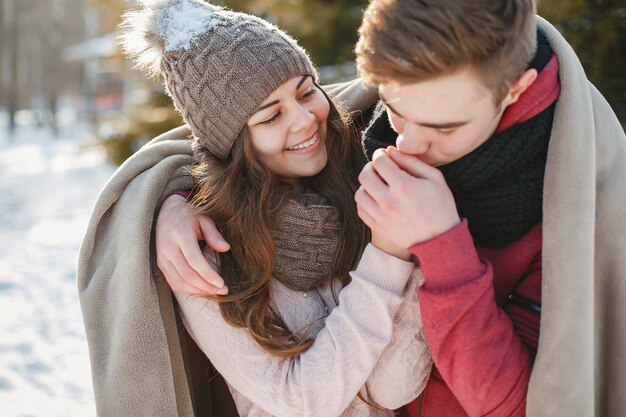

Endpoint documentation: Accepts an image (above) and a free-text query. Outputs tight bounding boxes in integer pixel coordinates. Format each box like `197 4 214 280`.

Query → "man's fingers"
168 246 225 293
173 225 225 289
179 241 226 290
179 259 226 294
160 259 211 295
199 217 230 253
355 187 381 229
358 162 392 202
386 147 443 181
370 149 411 186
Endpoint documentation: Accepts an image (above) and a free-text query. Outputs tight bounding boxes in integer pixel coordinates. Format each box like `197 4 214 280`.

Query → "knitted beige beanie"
120 0 317 159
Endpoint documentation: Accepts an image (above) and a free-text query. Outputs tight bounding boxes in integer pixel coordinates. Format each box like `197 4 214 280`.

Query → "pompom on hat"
120 0 317 159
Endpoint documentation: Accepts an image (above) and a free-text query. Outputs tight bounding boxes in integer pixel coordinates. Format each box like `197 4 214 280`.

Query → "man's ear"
502 68 538 107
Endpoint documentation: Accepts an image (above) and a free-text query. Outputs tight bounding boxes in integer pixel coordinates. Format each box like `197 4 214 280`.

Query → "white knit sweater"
176 244 432 417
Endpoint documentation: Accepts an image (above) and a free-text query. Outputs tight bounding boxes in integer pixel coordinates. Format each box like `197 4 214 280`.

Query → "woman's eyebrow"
253 75 312 114
255 100 279 112
296 74 310 89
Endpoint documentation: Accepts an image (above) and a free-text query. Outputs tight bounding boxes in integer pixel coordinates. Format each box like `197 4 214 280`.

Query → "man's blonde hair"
356 0 537 105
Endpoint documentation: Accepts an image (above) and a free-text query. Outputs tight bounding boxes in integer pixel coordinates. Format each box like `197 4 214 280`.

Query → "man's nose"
396 123 430 155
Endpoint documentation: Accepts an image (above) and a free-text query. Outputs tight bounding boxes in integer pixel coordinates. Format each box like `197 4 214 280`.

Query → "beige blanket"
529 17 626 417
78 17 625 417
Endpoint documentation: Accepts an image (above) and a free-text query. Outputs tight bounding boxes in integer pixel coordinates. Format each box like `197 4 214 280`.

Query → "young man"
80 0 626 415
351 1 626 416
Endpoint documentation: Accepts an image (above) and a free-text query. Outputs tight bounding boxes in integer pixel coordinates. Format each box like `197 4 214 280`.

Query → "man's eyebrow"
381 97 469 130
254 75 311 114
380 99 404 119
424 121 468 129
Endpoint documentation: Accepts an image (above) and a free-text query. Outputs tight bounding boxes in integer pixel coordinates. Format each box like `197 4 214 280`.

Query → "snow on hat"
120 0 317 159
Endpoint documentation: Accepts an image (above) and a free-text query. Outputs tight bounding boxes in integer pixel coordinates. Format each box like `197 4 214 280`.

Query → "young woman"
119 1 430 416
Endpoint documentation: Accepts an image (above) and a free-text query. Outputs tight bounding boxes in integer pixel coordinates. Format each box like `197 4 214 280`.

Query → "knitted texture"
437 104 553 247
362 101 553 247
121 0 317 159
271 192 341 291
175 245 429 416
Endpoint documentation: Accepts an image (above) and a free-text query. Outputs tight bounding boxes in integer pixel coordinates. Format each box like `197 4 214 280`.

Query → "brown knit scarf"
271 192 341 291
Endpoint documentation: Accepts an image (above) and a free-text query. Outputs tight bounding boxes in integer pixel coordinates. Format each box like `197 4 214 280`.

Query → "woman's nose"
290 104 316 133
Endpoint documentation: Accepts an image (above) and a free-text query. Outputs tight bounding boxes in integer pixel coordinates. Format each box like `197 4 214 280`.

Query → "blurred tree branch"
2 0 618 154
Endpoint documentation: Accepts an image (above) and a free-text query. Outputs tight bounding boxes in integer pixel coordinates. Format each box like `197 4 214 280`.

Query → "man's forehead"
378 80 495 128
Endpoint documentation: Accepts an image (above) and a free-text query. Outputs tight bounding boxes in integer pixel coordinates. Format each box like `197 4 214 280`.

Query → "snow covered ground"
0 117 115 416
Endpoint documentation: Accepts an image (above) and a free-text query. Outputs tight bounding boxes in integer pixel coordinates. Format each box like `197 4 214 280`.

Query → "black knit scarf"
361 30 555 248
439 105 553 247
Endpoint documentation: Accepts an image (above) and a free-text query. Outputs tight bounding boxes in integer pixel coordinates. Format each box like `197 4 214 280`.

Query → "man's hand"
355 147 460 248
156 194 230 296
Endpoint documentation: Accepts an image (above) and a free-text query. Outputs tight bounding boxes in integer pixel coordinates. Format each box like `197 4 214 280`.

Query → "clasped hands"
355 146 460 259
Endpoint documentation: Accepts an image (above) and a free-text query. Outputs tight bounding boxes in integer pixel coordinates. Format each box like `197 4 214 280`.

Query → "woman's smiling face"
246 75 330 183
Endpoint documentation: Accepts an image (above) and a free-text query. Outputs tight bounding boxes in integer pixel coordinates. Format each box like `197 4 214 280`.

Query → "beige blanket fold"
77 131 198 416
528 17 626 417
77 17 625 417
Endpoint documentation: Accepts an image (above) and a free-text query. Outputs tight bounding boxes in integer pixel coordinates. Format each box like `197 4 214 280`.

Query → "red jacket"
404 55 560 417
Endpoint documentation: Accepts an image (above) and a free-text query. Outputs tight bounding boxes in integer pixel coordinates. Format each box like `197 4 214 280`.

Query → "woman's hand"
156 194 231 295
371 231 412 261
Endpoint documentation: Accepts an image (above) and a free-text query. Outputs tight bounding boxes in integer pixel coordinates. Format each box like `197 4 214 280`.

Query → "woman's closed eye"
258 85 317 125
298 87 317 101
260 112 281 125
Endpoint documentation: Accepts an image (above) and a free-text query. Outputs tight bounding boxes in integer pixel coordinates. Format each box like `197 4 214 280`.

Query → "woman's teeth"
287 134 318 151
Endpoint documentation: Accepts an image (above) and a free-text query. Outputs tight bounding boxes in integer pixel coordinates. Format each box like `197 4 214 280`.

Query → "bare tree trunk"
0 0 5 110
82 6 100 126
7 0 19 136
44 0 67 137
26 1 45 128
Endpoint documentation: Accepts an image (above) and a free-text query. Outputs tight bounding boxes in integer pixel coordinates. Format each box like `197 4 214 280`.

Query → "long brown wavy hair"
190 86 369 358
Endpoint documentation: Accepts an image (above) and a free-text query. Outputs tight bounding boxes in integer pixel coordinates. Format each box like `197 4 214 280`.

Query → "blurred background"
0 0 623 416
1 0 624 163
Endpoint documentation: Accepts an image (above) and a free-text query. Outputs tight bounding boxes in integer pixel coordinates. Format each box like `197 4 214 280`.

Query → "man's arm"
411 221 531 417
156 194 230 295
